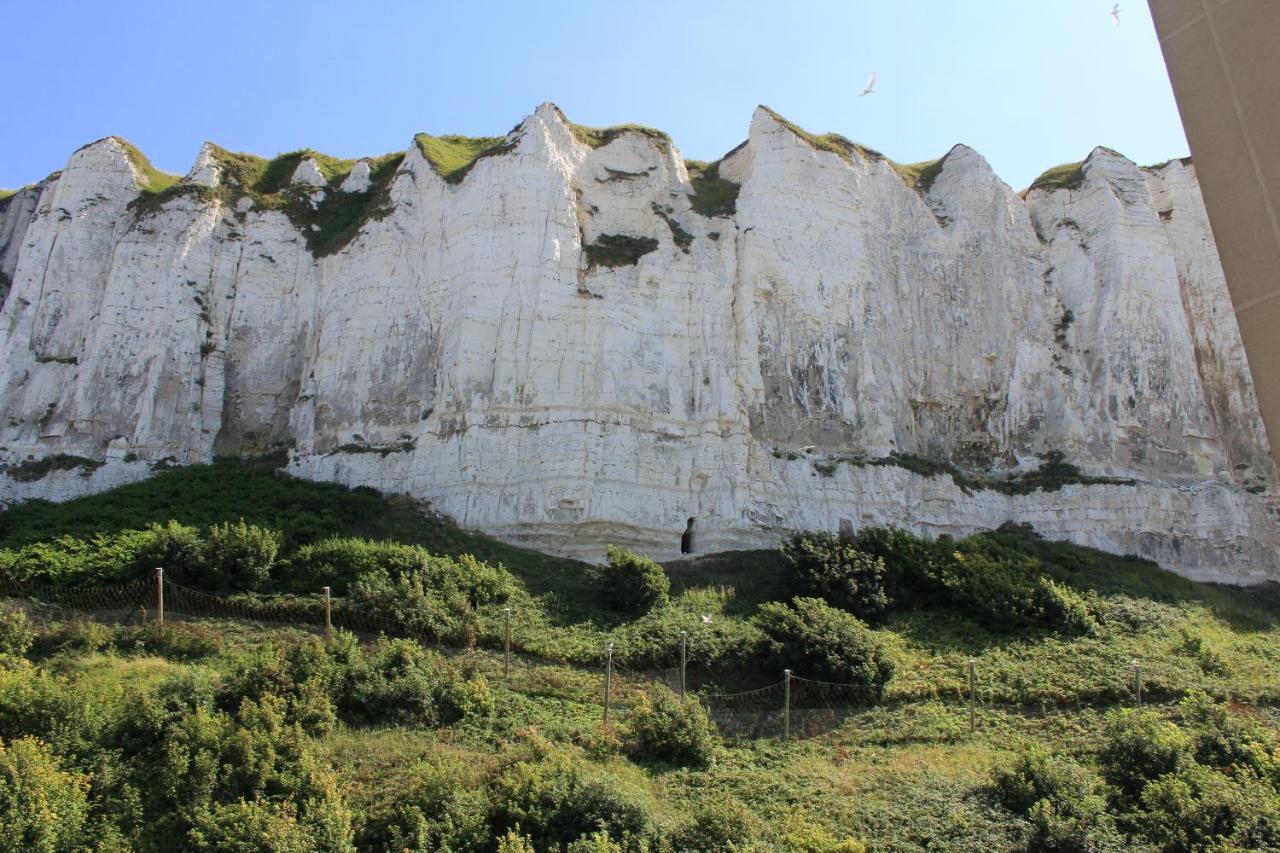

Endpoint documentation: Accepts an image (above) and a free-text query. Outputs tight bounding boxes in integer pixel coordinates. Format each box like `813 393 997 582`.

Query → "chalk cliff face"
1 104 1276 582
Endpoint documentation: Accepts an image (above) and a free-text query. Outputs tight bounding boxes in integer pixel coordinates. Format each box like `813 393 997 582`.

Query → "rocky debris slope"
0 105 1275 582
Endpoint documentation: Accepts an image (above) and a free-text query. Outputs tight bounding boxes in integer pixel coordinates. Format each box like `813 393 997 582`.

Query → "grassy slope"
4 463 1280 848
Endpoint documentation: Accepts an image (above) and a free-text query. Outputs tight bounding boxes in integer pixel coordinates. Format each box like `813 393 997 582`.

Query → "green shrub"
992 745 1115 852
1137 764 1280 851
286 537 427 593
599 546 670 614
0 607 33 658
188 799 347 853
1097 709 1193 802
159 695 353 845
489 753 653 849
361 755 490 852
783 812 866 852
0 736 90 853
673 795 761 852
781 531 889 619
626 686 718 768
755 597 893 690
339 637 493 727
287 538 513 602
849 526 950 603
1035 577 1097 635
205 520 279 591
347 568 478 645
1177 691 1279 776
134 521 205 583
0 528 160 584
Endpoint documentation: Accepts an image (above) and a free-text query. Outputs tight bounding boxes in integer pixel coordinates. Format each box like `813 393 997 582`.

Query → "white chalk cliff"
0 104 1276 582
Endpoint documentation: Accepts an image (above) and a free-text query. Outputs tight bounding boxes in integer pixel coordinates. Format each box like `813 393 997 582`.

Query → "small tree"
781 531 889 619
599 547 670 614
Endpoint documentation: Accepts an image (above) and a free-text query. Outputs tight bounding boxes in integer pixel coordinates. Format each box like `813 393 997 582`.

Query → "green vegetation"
0 454 104 483
582 233 659 269
757 596 893 689
413 134 516 184
597 546 670 615
115 138 181 197
1 463 1279 849
0 188 17 203
758 107 957 195
806 449 1135 496
893 157 946 193
126 141 406 257
650 203 693 252
684 158 741 218
1027 161 1086 194
555 106 670 151
781 531 888 620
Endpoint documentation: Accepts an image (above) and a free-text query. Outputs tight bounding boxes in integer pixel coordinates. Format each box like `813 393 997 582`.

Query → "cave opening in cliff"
681 517 695 554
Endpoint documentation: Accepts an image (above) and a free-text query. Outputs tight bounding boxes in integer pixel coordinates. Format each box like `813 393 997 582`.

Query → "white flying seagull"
1110 4 1121 26
860 72 877 97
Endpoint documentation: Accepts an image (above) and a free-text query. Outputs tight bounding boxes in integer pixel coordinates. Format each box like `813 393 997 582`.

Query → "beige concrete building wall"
1149 0 1280 460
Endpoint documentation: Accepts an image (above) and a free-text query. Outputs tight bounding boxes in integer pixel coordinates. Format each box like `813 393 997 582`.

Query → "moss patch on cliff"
413 133 516 184
684 159 740 218
651 203 693 252
583 233 659 268
0 188 17 203
802 450 1134 496
1 454 105 483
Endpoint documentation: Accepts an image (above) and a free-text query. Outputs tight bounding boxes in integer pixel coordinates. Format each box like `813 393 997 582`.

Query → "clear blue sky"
1 0 1187 192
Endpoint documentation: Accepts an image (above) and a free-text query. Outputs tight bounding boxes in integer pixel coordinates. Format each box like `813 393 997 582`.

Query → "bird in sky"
859 72 877 97
1110 4 1121 26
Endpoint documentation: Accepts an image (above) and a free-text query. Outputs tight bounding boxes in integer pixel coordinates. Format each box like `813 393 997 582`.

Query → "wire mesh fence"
1 574 1274 742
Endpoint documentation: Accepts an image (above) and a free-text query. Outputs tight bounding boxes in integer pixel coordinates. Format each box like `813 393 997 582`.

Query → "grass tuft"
413 134 516 184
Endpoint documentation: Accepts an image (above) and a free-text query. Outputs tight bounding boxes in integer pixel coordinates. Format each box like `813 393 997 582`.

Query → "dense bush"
359 754 489 852
217 631 492 731
339 637 494 727
285 538 512 601
756 597 893 690
626 686 718 768
992 746 1115 852
848 525 950 602
1177 691 1278 775
781 531 889 619
937 537 1094 634
489 753 653 849
1097 709 1193 802
204 519 280 590
0 528 159 585
157 695 355 849
188 798 351 853
673 795 762 852
0 607 33 658
0 735 90 853
1137 764 1280 850
598 546 670 614
134 521 205 583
